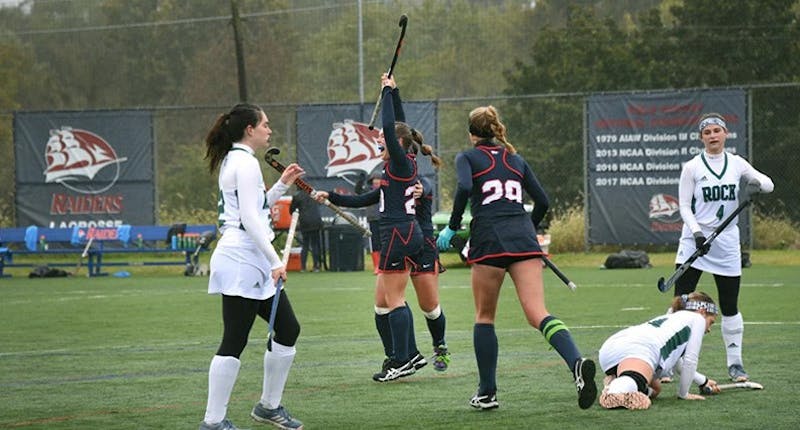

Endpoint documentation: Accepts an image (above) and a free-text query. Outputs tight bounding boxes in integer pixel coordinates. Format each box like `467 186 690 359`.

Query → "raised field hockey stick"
263 148 371 237
73 236 94 276
268 210 299 345
657 198 752 293
367 14 408 130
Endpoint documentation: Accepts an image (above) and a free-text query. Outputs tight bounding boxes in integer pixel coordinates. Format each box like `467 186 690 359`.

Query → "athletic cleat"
574 358 598 409
469 391 499 410
199 418 241 430
728 364 749 382
410 351 428 371
372 358 391 381
251 402 303 429
432 345 451 372
372 359 415 382
598 391 651 410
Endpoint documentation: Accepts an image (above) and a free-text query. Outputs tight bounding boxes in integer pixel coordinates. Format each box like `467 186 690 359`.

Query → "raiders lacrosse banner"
586 89 749 245
296 102 438 214
14 110 156 228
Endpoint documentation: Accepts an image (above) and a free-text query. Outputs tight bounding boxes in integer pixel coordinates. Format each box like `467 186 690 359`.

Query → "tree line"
0 0 798 226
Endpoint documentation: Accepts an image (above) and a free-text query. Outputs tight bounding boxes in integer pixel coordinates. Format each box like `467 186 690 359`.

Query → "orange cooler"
271 196 293 230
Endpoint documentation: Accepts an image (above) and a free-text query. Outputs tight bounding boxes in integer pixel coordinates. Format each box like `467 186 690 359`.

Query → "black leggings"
673 266 740 316
216 292 301 358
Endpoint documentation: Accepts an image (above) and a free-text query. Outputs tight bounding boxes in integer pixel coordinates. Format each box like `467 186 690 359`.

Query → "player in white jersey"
199 103 306 430
598 292 720 410
673 113 774 384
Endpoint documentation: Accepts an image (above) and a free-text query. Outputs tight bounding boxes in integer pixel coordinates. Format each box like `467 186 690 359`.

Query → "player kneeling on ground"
598 292 720 410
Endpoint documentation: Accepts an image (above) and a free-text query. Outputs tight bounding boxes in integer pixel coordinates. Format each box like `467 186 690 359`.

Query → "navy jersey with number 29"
449 140 549 265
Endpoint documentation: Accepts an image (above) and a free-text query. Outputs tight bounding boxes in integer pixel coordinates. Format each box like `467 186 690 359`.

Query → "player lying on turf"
597 292 721 410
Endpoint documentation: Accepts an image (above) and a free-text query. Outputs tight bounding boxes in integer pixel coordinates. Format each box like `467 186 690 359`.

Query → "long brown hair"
204 103 263 173
468 105 515 154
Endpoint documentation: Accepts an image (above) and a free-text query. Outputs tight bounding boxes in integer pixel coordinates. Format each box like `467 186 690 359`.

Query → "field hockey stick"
268 210 299 345
542 256 577 292
657 198 752 292
716 381 764 391
263 148 371 237
367 14 408 130
73 236 94 276
448 231 575 291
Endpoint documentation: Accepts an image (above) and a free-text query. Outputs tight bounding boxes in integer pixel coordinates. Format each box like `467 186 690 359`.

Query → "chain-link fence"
2 83 797 234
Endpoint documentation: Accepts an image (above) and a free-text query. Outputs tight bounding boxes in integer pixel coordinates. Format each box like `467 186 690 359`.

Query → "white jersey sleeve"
675 313 707 398
678 158 704 234
740 159 774 194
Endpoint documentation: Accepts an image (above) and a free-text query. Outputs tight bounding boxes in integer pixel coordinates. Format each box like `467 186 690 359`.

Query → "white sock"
607 375 638 394
260 341 297 409
722 312 744 367
203 355 241 424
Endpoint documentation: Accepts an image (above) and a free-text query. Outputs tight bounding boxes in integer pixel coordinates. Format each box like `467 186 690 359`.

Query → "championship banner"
296 102 438 215
586 89 749 245
14 110 156 228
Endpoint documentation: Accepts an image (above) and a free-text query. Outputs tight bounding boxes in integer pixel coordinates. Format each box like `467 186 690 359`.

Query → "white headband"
699 116 726 132
681 294 718 315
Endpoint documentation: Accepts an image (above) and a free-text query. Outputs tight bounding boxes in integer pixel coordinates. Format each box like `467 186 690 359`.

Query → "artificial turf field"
1 251 798 429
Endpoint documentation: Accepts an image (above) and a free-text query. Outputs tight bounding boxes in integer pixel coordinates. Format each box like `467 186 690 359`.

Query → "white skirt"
208 233 276 300
675 224 741 277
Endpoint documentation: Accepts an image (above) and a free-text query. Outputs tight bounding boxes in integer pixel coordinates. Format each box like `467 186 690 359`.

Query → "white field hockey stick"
267 210 299 345
716 381 764 391
73 236 94 276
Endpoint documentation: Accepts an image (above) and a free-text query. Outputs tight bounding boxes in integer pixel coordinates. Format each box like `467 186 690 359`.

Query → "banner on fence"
586 89 749 245
296 102 438 214
13 110 156 228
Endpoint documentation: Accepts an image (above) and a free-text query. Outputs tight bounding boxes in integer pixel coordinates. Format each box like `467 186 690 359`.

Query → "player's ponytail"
469 105 516 154
420 143 442 169
205 103 263 173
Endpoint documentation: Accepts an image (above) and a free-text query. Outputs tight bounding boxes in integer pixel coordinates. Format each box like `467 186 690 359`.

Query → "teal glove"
436 227 456 251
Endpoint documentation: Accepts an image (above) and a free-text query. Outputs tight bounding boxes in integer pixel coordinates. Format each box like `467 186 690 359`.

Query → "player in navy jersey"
437 105 597 410
315 73 439 381
409 175 451 371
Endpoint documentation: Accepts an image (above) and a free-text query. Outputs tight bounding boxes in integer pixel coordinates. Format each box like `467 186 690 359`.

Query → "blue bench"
0 224 217 277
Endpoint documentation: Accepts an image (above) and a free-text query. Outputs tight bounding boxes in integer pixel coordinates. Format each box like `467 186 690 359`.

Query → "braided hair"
386 121 442 169
468 105 515 154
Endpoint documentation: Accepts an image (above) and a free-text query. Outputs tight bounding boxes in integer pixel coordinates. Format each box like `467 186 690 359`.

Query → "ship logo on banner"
648 193 683 233
325 120 384 178
44 127 128 194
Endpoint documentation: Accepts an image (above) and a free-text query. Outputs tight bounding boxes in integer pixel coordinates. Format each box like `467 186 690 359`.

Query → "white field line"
3 321 799 358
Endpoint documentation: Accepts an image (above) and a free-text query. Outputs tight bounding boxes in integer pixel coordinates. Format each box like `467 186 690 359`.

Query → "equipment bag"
29 265 70 278
604 250 651 269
